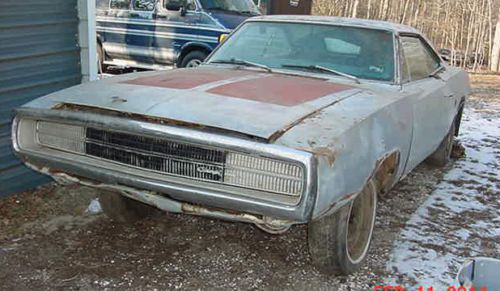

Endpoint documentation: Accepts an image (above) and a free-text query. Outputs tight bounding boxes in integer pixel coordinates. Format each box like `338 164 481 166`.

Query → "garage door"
0 0 82 196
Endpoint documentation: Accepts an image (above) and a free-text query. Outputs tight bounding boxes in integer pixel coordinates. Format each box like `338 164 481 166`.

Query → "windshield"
199 0 259 14
207 22 395 82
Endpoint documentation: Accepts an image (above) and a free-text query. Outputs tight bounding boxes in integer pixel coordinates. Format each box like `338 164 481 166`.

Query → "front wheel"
98 190 158 223
308 180 378 275
180 51 208 68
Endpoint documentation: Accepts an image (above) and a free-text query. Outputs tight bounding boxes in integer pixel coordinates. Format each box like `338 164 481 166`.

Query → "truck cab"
96 0 260 70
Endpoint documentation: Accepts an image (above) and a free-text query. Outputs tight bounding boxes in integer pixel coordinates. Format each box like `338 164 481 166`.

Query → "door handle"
445 93 454 98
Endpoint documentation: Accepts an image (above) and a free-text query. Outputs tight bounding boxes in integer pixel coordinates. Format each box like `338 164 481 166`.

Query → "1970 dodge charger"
12 16 470 274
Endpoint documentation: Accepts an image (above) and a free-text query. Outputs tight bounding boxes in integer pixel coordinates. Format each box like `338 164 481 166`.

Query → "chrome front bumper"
12 108 317 223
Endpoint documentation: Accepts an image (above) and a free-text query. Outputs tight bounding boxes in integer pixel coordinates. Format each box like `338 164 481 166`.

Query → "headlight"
36 121 85 153
224 152 304 196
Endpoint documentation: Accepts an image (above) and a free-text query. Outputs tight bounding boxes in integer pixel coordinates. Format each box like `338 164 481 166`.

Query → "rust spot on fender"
311 147 336 167
316 191 356 218
372 151 400 194
298 146 336 167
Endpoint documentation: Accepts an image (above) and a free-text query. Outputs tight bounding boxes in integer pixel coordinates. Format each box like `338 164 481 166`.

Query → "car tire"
180 50 208 68
98 190 157 223
426 120 456 167
308 180 378 275
97 42 107 74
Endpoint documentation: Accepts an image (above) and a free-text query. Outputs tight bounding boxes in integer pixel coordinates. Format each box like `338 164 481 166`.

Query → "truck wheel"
426 121 456 167
308 180 377 275
180 50 207 68
98 190 157 223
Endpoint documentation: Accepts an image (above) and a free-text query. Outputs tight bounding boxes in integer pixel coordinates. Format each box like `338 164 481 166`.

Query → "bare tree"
491 5 500 71
312 0 500 72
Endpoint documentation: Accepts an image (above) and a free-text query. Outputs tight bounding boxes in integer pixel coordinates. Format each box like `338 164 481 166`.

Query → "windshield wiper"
281 64 360 84
210 58 273 73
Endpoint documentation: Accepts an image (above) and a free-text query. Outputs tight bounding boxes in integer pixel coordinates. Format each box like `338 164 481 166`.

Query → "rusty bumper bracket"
30 164 296 234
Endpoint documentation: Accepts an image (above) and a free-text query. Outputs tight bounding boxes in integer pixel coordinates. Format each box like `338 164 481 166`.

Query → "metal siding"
0 0 81 196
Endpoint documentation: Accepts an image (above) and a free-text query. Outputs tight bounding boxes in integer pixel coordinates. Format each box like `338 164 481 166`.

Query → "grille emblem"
196 166 223 177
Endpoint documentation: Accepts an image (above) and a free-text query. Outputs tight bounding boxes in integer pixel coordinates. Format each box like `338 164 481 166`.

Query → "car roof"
248 15 420 34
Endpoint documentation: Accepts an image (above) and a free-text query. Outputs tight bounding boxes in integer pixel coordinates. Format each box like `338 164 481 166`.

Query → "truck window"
133 0 156 11
110 0 131 9
164 0 196 10
97 0 111 10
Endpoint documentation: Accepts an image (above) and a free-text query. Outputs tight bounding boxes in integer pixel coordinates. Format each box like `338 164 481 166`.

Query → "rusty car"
12 16 470 274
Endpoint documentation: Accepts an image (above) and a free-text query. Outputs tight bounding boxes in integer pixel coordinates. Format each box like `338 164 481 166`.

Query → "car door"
101 0 133 61
400 34 457 173
154 0 202 65
125 0 157 64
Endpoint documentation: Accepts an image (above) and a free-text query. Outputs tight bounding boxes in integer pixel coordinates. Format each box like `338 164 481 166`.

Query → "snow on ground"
386 108 500 288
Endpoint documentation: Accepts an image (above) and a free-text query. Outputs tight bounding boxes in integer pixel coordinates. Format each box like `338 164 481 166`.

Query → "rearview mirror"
429 65 446 80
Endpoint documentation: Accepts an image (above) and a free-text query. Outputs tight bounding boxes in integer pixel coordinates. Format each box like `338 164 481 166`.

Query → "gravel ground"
0 74 498 290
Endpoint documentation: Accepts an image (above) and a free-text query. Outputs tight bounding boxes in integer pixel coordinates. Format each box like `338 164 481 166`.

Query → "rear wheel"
308 181 378 275
98 190 157 223
180 50 208 68
426 121 456 167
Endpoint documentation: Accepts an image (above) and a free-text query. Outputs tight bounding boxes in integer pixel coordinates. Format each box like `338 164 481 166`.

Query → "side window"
401 36 440 81
133 0 156 11
97 0 111 10
186 0 196 10
110 0 131 9
401 48 411 83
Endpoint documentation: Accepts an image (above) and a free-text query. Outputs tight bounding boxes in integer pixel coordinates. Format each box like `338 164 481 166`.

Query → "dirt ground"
0 74 498 290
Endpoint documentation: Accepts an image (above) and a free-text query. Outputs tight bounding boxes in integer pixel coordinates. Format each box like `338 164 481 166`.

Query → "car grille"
30 120 305 197
85 128 226 182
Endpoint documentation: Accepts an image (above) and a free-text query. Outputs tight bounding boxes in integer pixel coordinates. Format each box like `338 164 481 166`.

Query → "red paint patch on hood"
207 75 352 106
125 69 252 89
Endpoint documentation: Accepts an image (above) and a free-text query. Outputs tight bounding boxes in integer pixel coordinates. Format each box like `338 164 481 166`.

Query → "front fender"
274 90 414 220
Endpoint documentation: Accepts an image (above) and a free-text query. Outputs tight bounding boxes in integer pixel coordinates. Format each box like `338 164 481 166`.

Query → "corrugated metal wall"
0 0 82 196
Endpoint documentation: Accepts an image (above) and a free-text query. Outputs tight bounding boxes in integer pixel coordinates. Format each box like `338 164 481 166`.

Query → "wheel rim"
186 59 202 68
346 182 377 264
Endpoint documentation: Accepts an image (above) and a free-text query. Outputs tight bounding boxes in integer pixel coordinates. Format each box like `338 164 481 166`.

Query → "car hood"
24 67 362 141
